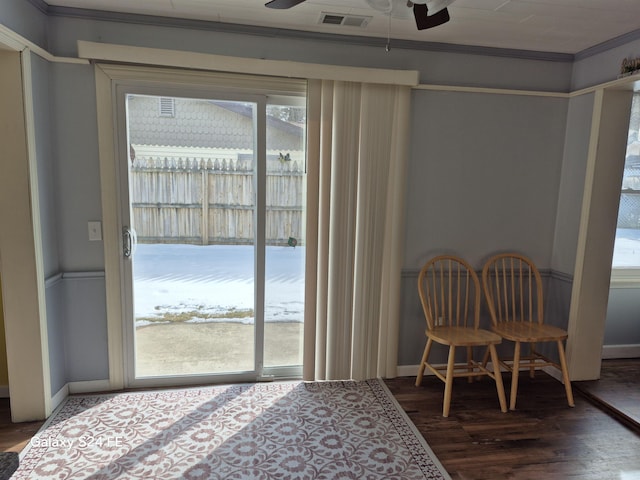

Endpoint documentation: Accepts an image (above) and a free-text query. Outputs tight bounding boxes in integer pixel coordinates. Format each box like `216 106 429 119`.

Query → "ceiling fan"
264 0 454 30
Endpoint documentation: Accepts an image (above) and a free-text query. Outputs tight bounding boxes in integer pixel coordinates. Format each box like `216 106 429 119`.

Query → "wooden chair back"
418 255 481 331
482 253 544 326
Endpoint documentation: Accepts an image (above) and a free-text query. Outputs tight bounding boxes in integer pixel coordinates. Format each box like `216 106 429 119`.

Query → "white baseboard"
51 384 69 411
396 362 507 378
398 363 570 387
46 380 116 417
397 365 420 377
602 344 640 359
541 365 564 382
68 379 112 394
0 385 9 398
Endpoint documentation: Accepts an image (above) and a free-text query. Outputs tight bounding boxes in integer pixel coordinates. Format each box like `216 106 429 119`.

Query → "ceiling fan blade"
265 0 307 9
413 4 450 30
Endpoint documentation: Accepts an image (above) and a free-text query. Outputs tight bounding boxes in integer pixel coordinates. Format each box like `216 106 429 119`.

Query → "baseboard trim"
397 365 420 377
541 365 564 382
68 379 112 394
396 362 508 378
602 344 640 359
51 384 69 411
0 385 9 398
398 363 568 385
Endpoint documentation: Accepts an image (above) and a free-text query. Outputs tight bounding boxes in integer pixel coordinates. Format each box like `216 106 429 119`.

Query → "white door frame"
95 64 305 389
117 87 268 388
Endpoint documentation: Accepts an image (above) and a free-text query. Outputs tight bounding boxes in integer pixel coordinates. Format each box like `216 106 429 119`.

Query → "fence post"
201 162 209 245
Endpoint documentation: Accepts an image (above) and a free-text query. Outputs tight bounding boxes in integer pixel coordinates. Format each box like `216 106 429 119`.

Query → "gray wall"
51 62 104 272
39 12 577 373
30 52 109 389
572 37 640 91
45 278 65 394
30 53 67 393
32 54 59 277
551 94 595 276
61 274 109 382
50 62 107 383
571 44 640 350
404 90 567 270
0 0 48 49
400 89 568 365
606 288 640 346
46 15 573 92
2 0 639 381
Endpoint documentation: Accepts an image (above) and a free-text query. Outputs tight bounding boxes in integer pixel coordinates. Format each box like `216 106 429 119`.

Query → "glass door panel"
264 103 306 371
125 94 257 379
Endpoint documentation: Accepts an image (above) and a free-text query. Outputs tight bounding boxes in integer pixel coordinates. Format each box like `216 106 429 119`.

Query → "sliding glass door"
116 86 306 387
264 103 306 374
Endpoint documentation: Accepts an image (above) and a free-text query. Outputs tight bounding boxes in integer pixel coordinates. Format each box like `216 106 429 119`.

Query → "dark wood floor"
385 358 640 480
0 404 41 454
574 358 640 432
1 359 639 479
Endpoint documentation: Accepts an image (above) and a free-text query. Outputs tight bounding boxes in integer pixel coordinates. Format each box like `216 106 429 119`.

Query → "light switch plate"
88 221 102 241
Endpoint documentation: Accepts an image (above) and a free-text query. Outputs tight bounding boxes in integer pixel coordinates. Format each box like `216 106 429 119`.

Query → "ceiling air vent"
319 12 371 28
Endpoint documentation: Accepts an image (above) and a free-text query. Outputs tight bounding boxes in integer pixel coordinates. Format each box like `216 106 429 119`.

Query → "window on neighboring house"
611 91 640 281
159 97 175 117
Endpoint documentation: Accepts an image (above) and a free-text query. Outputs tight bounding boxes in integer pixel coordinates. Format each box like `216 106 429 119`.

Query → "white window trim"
610 91 640 286
610 268 640 288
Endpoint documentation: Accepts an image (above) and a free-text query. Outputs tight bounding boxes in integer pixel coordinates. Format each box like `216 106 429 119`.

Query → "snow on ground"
612 228 640 267
132 229 640 326
133 244 304 325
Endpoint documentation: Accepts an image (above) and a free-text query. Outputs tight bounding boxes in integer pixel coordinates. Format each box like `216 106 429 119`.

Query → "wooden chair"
481 253 574 410
416 255 507 417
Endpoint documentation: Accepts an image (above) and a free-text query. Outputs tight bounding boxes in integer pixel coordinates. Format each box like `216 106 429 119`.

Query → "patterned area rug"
14 379 449 479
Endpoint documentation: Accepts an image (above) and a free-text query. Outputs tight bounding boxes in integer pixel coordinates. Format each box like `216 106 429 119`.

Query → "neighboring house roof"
127 95 304 152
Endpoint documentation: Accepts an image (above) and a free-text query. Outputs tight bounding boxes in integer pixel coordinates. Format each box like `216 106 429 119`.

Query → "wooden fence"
130 156 304 245
619 167 640 228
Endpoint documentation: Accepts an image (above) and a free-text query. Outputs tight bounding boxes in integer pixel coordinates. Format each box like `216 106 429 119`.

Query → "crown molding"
575 28 640 61
31 2 640 62
24 0 49 15
47 5 573 63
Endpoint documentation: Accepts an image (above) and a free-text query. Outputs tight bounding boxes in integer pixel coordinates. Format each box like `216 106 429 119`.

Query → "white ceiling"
45 0 640 55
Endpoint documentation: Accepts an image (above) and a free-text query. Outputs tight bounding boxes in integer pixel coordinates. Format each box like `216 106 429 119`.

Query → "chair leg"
556 339 575 407
529 342 536 379
443 346 456 417
510 341 521 411
415 338 433 387
489 344 507 413
467 346 473 383
481 347 490 369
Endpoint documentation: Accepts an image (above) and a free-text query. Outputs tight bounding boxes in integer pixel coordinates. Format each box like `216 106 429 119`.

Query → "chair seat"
482 253 574 410
492 321 568 343
427 326 502 346
417 255 508 416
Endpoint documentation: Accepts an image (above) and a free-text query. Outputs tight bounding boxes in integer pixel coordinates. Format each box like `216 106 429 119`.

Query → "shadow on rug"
14 379 449 479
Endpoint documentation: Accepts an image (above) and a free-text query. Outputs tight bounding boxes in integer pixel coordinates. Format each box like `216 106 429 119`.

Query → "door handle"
123 226 136 258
